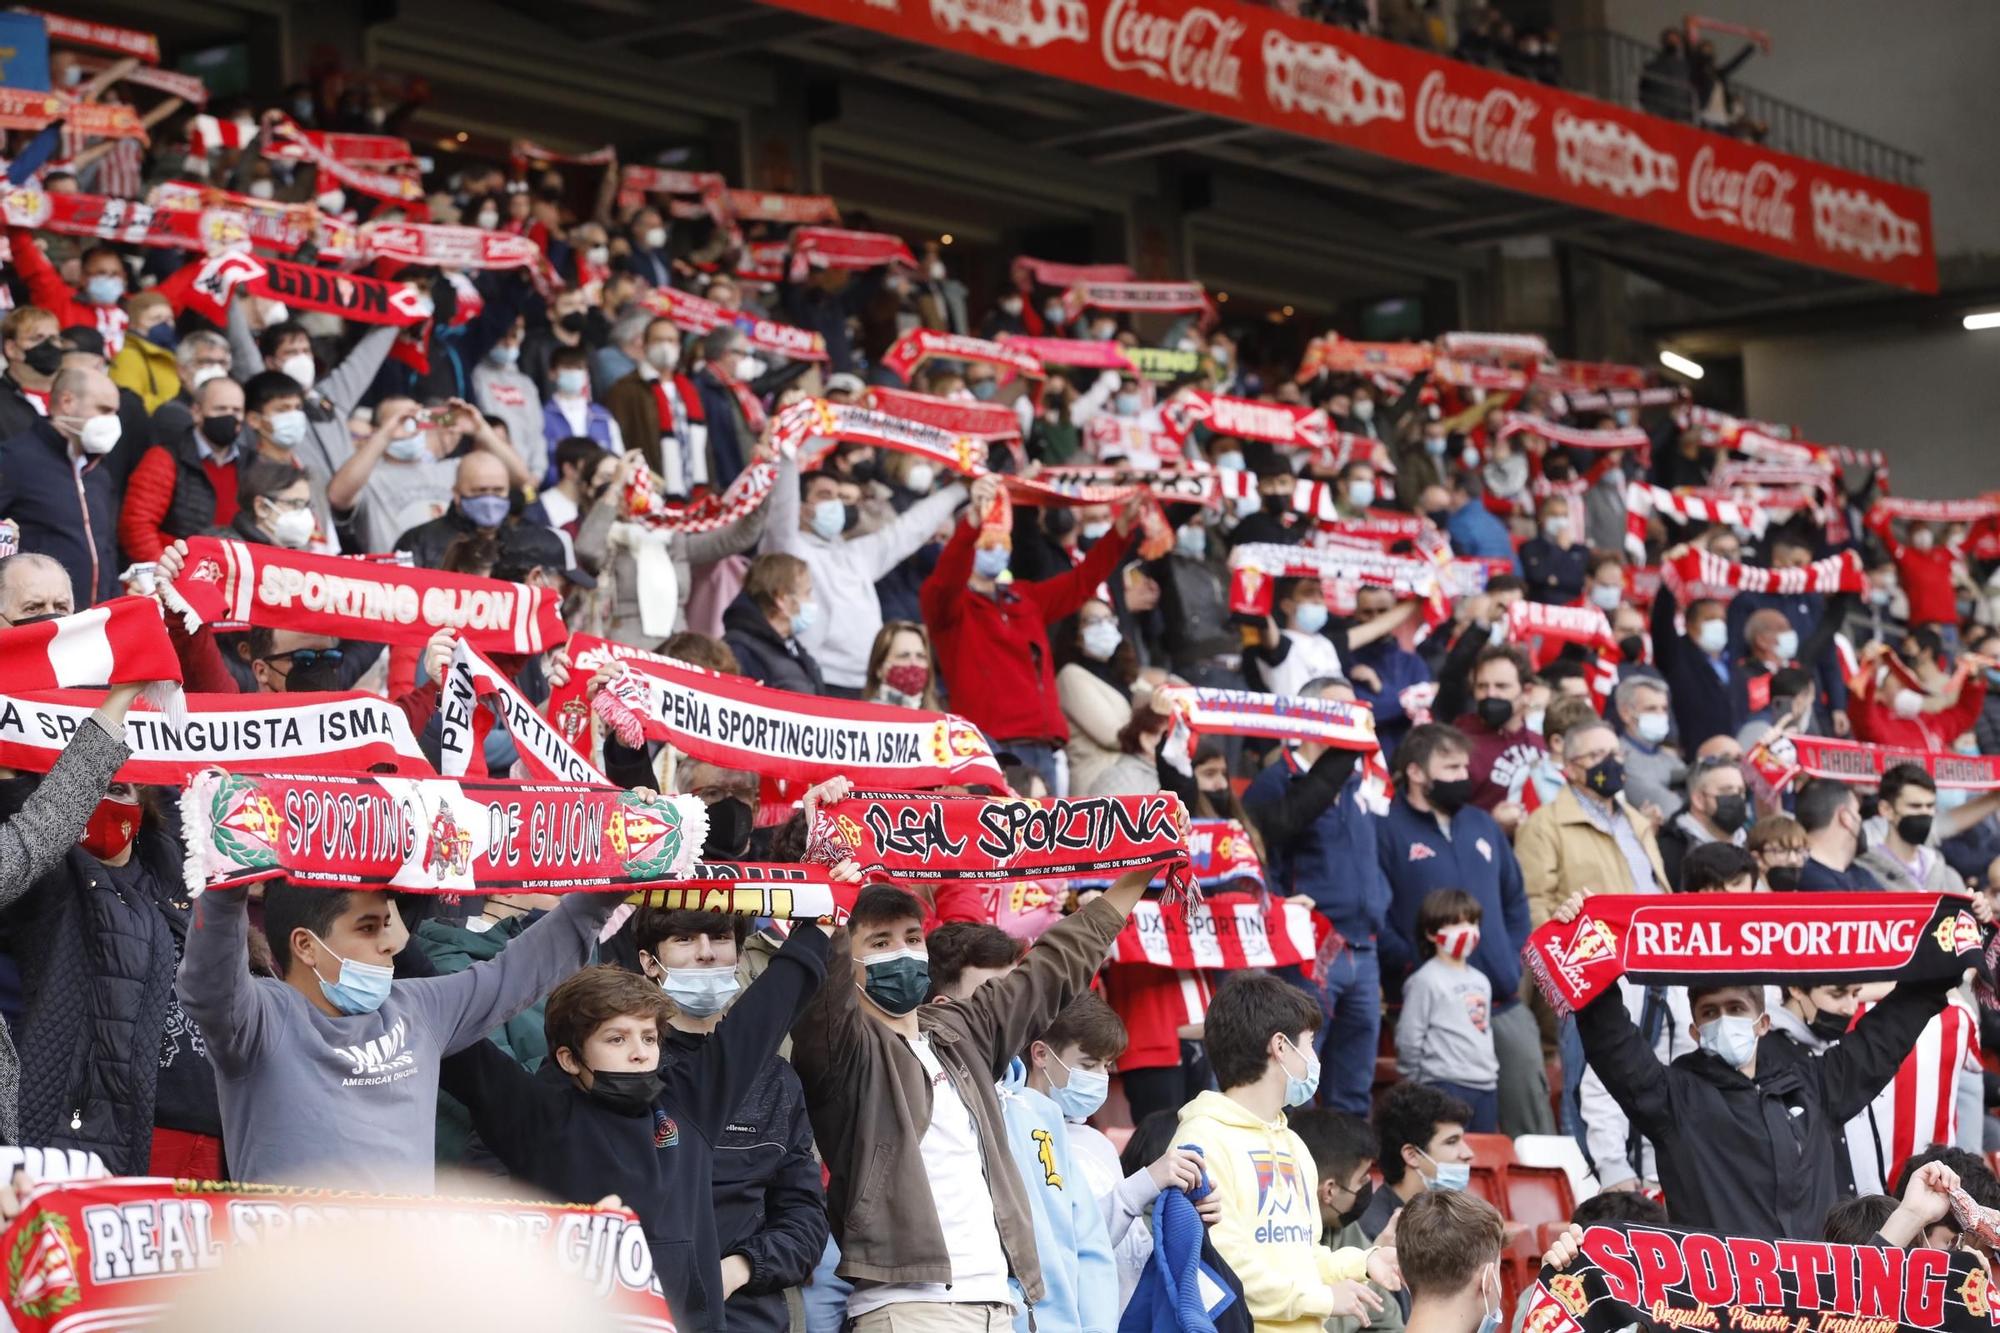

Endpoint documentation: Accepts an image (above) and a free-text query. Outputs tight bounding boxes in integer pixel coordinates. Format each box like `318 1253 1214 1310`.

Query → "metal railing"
1558 29 1922 187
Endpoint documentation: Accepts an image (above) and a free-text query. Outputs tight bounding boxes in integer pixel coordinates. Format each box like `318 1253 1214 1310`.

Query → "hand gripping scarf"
809 790 1190 889
1660 545 1865 600
1151 685 1378 753
1521 890 1993 1018
163 537 566 655
0 1179 674 1333
0 688 431 782
553 633 1007 791
178 769 708 897
439 638 609 786
1523 1218 1993 1333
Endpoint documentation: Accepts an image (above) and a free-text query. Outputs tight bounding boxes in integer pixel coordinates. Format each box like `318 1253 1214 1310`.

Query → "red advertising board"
753 0 1936 292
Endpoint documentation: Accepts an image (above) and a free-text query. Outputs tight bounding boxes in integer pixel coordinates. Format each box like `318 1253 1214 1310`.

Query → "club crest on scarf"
206 773 284 874
1936 911 1984 958
608 792 687 880
7 1211 81 1321
423 804 473 879
1548 913 1620 999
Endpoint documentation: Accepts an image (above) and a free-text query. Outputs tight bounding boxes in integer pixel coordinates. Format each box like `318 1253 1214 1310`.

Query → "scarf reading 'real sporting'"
810 791 1189 888
1522 891 1992 1018
165 536 566 655
0 1179 674 1333
179 769 707 897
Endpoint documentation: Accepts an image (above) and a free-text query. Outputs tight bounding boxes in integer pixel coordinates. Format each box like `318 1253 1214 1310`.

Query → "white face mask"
1635 712 1671 744
67 413 123 456
904 463 935 493
267 504 316 549
1892 689 1925 719
476 209 499 229
189 364 229 390
1695 619 1728 655
280 353 316 390
642 227 668 250
645 342 680 373
248 179 276 200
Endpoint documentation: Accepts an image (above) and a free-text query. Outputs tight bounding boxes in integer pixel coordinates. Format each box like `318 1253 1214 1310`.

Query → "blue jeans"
996 739 1062 795
1558 1014 1586 1148
1287 947 1381 1114
803 1236 850 1333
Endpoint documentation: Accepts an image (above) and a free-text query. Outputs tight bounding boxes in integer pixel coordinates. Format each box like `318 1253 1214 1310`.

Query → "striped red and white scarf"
0 597 181 692
786 227 915 282
1660 546 1863 599
439 638 608 786
1623 482 1768 560
641 286 828 363
879 329 1044 384
1109 893 1322 970
1499 412 1648 450
1012 257 1135 288
1151 684 1378 753
1061 280 1213 325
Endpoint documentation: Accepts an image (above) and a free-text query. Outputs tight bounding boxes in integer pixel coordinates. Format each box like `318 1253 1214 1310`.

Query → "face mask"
1590 584 1623 611
1773 630 1800 661
1045 303 1065 324
477 209 499 229
584 1067 665 1116
490 343 521 366
1419 1148 1469 1192
1426 775 1475 815
78 795 140 861
1432 922 1480 961
1176 526 1207 560
1892 690 1924 720
268 505 317 550
1868 586 1893 608
1079 620 1123 661
1115 392 1142 416
661 965 742 1018
1214 450 1246 473
646 342 680 373
1525 708 1546 735
809 499 847 541
1292 601 1329 634
736 354 768 382
1461 444 1481 470
249 179 277 200
1423 435 1448 457
1476 696 1513 730
642 226 668 250
199 413 242 449
970 380 998 401
316 189 347 214
1279 1035 1320 1108
999 296 1023 317
1335 1178 1373 1228
71 414 122 456
1352 398 1375 421
884 663 930 699
461 494 510 529
974 545 1011 580
904 463 935 493
1049 1051 1110 1121
1080 519 1112 542
1766 863 1803 892
1698 1013 1760 1069
860 946 930 1015
307 931 394 1015
555 368 588 396
1543 517 1570 540
1347 481 1375 509
1807 1007 1851 1043
585 245 610 266
1475 1264 1502 1333
1635 712 1671 744
559 311 588 335
386 434 429 463
1581 755 1625 799
1938 784 1972 812
1619 634 1647 665
286 655 342 692
1709 792 1749 834
84 274 124 306
1896 813 1934 846
790 599 819 637
1695 619 1728 655
280 353 316 390
21 340 64 378
144 321 177 350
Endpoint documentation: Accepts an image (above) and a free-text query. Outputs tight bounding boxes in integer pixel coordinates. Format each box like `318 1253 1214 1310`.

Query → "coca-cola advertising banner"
752 0 1936 290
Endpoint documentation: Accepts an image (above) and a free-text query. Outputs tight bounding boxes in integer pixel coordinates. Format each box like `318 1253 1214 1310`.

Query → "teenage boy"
177 880 622 1190
1291 1109 1403 1333
1396 1191 1507 1333
791 785 1178 1333
436 919 831 1331
1554 889 1954 1237
1175 973 1399 1333
1364 1083 1475 1242
634 908 830 1333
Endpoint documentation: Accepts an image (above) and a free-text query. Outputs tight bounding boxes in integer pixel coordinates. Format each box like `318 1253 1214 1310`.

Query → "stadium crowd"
0 37 1997 1333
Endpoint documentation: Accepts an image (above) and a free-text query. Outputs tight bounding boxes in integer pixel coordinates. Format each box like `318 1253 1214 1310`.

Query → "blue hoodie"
1000 1060 1118 1333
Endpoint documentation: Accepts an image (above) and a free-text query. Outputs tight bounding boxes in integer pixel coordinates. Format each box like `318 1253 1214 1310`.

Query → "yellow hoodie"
1176 1090 1370 1333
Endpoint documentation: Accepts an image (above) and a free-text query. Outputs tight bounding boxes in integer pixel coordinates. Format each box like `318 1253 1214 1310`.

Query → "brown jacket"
604 371 664 474
1516 784 1670 925
791 895 1129 1301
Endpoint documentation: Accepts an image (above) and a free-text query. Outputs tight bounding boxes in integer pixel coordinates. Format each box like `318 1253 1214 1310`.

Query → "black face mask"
1262 493 1291 516
1896 814 1934 847
1709 793 1749 835
1618 634 1646 664
6 613 59 627
1766 863 1803 892
583 1067 664 1116
558 311 588 334
1044 507 1078 539
1337 1178 1374 1229
1425 507 1451 527
20 340 63 378
286 660 342 693
1581 755 1625 799
1475 697 1513 730
701 797 755 860
199 414 242 448
1427 776 1476 815
1808 1008 1851 1043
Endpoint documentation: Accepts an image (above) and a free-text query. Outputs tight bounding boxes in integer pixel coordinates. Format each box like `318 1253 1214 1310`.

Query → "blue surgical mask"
1774 629 1800 661
555 368 588 396
860 946 929 1016
974 545 1011 580
810 499 847 541
1215 451 1245 472
461 494 510 528
1347 481 1375 509
1176 526 1207 560
1279 1034 1319 1108
268 409 308 450
1293 601 1329 634
970 380 998 401
1424 435 1448 457
84 274 125 306
1080 520 1112 542
1049 1050 1110 1122
790 599 819 636
490 343 520 366
661 965 742 1018
1699 1013 1760 1068
308 932 393 1015
1419 1148 1470 1192
1475 1264 1501 1333
1115 392 1142 416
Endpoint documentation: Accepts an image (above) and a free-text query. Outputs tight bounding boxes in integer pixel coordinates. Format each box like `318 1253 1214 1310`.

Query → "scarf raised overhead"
810 790 1190 887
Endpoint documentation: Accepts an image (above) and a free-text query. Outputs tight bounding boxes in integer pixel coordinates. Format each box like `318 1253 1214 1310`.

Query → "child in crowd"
1393 889 1499 1132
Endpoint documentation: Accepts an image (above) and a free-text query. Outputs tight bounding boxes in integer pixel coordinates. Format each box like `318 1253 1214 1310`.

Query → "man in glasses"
248 629 345 693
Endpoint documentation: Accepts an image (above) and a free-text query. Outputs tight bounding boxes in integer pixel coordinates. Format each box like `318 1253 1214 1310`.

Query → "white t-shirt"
847 1033 1015 1316
1264 627 1343 700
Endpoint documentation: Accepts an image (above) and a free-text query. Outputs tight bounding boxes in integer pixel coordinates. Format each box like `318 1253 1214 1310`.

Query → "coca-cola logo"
1553 110 1677 199
1103 0 1244 100
930 0 1087 49
1414 70 1537 175
1809 180 1921 265
1262 31 1404 128
1687 146 1796 241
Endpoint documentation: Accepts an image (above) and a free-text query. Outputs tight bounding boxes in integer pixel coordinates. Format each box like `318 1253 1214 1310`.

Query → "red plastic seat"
1498 1226 1539 1312
1536 1221 1569 1253
1468 1164 1508 1212
1504 1165 1576 1231
1466 1132 1518 1173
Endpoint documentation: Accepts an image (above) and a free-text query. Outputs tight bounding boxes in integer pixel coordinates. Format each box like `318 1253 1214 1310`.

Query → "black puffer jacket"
722 592 825 696
3 814 201 1174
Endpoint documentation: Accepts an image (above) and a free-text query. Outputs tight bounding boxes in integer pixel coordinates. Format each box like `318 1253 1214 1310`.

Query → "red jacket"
921 517 1134 745
6 227 129 353
1866 508 1960 628
1849 663 1987 750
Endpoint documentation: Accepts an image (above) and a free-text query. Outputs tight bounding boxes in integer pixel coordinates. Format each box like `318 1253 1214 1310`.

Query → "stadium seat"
1536 1221 1568 1254
1498 1225 1539 1312
1504 1164 1576 1231
1469 1165 1508 1212
1466 1132 1518 1173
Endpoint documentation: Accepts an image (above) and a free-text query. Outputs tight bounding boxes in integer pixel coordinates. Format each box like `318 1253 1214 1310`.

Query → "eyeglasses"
265 648 344 669
263 495 312 512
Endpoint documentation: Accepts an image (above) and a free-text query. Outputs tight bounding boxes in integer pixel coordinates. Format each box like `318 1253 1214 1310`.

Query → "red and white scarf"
1750 733 2000 792
1012 257 1135 288
993 334 1137 373
1060 280 1213 325
1660 545 1863 599
1871 496 2000 524
786 227 915 281
1161 390 1333 451
1151 684 1378 753
161 252 430 330
1506 599 1620 657
1499 411 1649 451
810 790 1189 887
1 188 240 253
727 189 841 224
642 286 828 363
164 536 566 655
0 597 181 692
1227 542 1445 614
1040 465 1217 509
150 179 316 253
1296 334 1433 379
269 117 422 204
865 386 1021 441
439 638 609 785
1623 482 1768 560
1110 892 1323 970
622 460 775 534
879 328 1044 384
0 688 429 783
556 634 1006 790
357 220 544 272
180 769 707 897
772 398 989 475
1439 331 1550 361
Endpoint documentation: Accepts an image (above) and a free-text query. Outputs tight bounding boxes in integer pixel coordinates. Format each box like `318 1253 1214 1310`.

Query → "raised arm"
1817 980 1953 1122
174 884 271 1075
853 482 968 580
0 706 130 912
1572 984 1675 1140
665 925 829 1142
318 324 400 418
436 1033 569 1173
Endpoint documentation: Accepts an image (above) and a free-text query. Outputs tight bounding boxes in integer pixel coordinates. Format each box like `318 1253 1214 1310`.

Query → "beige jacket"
1516 784 1669 925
